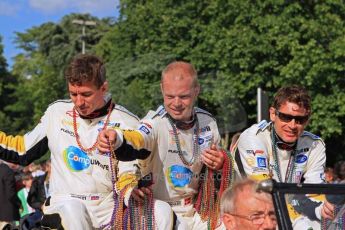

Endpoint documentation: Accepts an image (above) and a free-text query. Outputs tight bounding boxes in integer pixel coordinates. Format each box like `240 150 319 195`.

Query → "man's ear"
194 84 200 97
101 81 109 93
160 82 164 96
269 107 276 122
222 213 236 230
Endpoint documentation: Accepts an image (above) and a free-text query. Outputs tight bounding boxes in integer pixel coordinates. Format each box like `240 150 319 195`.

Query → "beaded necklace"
100 140 155 229
321 203 345 230
270 128 296 183
128 189 155 230
194 150 235 229
167 115 199 166
73 103 113 154
100 141 119 230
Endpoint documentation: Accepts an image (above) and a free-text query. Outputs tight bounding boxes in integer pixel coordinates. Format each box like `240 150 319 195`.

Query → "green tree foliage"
5 1 345 164
0 36 18 133
97 0 345 164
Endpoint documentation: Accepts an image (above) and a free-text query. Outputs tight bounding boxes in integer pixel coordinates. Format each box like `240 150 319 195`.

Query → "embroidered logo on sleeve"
139 125 150 135
256 156 267 168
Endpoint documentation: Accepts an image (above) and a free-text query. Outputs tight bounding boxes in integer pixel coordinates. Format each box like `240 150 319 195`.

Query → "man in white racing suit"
0 54 173 230
98 61 233 230
234 85 333 229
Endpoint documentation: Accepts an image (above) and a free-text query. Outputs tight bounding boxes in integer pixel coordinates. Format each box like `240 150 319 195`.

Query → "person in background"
28 160 51 211
322 161 345 229
0 161 21 229
17 172 35 217
324 167 334 183
220 178 277 230
19 160 52 230
30 163 45 178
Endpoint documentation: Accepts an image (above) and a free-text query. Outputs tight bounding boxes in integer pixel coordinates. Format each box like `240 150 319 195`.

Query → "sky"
0 0 119 69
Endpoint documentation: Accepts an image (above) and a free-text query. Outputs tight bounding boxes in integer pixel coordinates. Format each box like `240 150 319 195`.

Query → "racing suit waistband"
166 196 193 207
52 193 109 201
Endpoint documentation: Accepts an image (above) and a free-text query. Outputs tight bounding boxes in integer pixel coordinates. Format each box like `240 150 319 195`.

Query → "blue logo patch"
167 165 193 188
198 138 205 145
200 126 211 133
139 125 150 134
295 154 308 164
257 157 267 168
63 146 91 171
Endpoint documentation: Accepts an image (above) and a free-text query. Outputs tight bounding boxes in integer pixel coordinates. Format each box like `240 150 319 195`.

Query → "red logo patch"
143 122 152 129
254 150 264 155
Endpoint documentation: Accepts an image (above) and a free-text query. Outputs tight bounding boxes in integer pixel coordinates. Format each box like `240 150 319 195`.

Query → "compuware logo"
63 146 91 171
166 165 192 188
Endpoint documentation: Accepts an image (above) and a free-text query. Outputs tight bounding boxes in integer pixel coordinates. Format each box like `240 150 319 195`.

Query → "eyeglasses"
275 110 309 125
229 212 277 225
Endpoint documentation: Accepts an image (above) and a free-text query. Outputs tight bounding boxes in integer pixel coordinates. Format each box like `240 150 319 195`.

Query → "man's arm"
302 139 326 184
99 118 156 202
0 134 48 166
98 123 154 162
0 107 50 166
236 127 271 180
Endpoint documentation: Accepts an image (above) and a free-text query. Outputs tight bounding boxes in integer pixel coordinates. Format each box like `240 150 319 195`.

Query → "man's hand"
97 129 117 154
131 187 152 203
321 200 335 220
201 144 225 170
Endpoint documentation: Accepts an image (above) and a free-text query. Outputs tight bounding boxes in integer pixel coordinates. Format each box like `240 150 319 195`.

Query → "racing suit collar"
79 98 113 119
168 112 196 130
272 126 296 151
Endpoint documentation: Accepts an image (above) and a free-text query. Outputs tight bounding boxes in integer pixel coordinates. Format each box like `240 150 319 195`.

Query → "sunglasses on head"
275 110 309 124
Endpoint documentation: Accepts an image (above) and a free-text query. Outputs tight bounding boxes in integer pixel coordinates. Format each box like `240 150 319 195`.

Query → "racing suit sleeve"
0 109 50 166
290 194 323 221
116 160 140 206
292 139 326 221
112 116 153 205
236 127 271 180
113 121 155 162
303 139 326 184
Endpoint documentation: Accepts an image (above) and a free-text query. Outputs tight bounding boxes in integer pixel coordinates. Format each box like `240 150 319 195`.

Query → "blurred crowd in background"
0 160 51 229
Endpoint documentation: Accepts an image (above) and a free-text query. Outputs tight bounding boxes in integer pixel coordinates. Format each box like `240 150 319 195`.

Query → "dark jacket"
27 173 48 210
0 163 21 221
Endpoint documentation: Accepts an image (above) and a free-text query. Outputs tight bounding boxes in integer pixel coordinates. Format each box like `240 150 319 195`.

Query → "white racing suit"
235 120 326 229
113 105 225 230
0 99 173 230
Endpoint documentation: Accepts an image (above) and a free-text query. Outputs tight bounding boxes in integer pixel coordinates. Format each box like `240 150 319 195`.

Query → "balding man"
221 179 277 230
98 61 233 229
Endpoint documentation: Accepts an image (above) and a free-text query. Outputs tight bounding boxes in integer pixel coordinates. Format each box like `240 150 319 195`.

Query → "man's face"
161 75 199 122
23 178 33 188
223 189 277 230
68 81 107 116
270 101 309 143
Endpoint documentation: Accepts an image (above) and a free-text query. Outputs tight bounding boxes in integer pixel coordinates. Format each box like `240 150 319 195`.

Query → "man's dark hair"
65 54 106 88
272 85 311 115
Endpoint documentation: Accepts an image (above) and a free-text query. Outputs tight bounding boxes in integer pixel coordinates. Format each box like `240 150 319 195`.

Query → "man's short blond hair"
161 61 199 87
220 179 272 215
